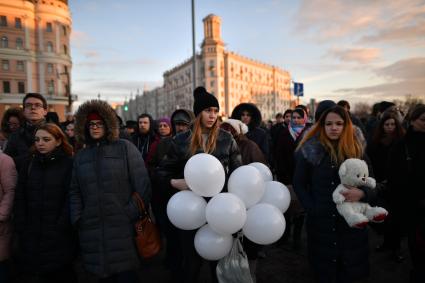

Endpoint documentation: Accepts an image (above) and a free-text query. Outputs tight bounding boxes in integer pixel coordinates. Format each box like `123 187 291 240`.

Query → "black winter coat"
14 149 76 273
156 128 242 196
388 128 425 231
69 139 151 277
293 137 376 281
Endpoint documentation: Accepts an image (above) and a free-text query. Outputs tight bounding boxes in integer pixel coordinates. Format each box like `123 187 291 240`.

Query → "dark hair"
372 112 405 144
33 123 73 156
283 109 293 116
23 93 47 109
138 113 152 121
275 113 283 119
371 103 380 116
410 104 425 122
295 105 308 113
337 100 350 110
46 112 60 125
292 108 305 118
1 107 25 134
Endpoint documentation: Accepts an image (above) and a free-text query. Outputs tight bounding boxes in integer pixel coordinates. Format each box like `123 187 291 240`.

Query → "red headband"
87 112 102 121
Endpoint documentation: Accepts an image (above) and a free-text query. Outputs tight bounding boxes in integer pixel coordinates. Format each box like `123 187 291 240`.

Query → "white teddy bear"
332 158 388 228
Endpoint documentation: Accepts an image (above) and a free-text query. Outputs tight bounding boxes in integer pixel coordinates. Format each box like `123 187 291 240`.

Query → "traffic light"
124 105 128 111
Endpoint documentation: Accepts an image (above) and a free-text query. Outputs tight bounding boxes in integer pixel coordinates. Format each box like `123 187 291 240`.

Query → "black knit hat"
193 87 219 116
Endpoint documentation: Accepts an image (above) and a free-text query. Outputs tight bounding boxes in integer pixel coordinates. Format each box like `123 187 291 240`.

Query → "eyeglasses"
24 103 44 109
88 121 104 129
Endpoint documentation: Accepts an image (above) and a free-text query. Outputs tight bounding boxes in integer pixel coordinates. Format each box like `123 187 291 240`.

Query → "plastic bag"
216 233 254 283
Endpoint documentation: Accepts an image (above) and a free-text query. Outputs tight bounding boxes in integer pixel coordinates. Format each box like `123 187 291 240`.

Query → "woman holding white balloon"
157 87 242 283
293 105 377 283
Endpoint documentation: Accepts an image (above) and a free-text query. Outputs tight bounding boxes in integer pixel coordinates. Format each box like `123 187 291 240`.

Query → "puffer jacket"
70 100 151 277
0 152 16 261
14 149 76 273
156 128 242 196
293 137 376 281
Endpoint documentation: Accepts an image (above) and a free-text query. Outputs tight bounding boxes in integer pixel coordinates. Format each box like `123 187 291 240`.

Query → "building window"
17 60 24 71
2 60 9 71
18 81 25 93
46 22 53 32
62 25 67 35
210 80 215 87
47 63 53 74
63 44 67 55
1 36 8 48
48 80 54 95
0 16 7 27
16 37 23 49
15 17 22 29
47 41 53 52
3 81 10 93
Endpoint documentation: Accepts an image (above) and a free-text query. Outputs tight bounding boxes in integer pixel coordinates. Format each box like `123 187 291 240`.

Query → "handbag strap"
132 192 149 218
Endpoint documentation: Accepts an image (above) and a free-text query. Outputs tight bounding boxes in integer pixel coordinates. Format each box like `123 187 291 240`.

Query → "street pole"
191 0 197 92
65 71 72 112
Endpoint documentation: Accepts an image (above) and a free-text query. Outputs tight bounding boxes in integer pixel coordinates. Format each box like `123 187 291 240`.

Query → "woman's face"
8 116 21 132
291 112 304 126
158 122 171 137
201 107 219 128
411 113 425 132
383 118 396 135
35 129 61 154
325 112 345 140
88 119 105 140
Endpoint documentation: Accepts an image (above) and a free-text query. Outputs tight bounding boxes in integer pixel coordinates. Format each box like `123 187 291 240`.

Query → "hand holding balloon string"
171 178 189 191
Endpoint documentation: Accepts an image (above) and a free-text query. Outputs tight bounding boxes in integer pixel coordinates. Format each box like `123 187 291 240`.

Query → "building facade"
0 0 72 120
120 14 293 121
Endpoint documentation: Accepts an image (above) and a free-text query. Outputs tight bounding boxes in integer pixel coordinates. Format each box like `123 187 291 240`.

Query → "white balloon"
249 162 273 182
228 165 266 208
206 193 247 235
184 153 225 197
243 203 286 245
260 181 291 213
167 191 207 230
194 224 233 260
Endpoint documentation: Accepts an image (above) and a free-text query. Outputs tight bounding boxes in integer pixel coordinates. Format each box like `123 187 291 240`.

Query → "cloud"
293 0 425 45
327 47 381 64
375 57 425 80
70 30 91 47
83 51 99 58
335 57 425 98
75 58 160 68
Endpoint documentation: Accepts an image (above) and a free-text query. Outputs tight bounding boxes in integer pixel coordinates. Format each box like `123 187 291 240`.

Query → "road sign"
294 82 304 97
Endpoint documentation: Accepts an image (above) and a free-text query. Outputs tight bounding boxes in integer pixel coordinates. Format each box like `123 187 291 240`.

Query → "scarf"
289 122 305 141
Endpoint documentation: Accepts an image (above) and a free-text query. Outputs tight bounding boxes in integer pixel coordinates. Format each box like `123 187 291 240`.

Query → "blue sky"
69 0 425 107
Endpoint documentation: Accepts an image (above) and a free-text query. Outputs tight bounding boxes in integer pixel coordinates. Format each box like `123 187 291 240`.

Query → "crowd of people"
0 89 424 283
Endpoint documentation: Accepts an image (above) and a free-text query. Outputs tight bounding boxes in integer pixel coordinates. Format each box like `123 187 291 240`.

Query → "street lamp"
58 70 72 112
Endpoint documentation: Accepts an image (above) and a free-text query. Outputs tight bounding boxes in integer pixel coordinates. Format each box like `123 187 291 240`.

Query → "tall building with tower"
0 0 72 120
121 14 293 120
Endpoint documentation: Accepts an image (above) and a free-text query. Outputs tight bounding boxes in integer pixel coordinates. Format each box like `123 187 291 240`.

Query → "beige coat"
0 152 17 260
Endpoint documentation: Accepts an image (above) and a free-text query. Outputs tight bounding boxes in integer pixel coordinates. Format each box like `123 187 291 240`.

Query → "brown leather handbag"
132 192 161 259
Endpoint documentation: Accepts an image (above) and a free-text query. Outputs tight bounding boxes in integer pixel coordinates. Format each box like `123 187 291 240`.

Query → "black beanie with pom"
193 87 220 116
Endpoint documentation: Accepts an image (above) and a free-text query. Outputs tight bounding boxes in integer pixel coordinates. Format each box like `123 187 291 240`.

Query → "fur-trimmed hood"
298 135 327 166
74 100 119 144
230 103 262 129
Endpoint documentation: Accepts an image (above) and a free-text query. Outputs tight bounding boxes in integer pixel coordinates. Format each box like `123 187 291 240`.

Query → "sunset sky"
69 0 425 108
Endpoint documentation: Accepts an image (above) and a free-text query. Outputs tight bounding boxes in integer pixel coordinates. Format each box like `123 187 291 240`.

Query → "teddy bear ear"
339 162 347 176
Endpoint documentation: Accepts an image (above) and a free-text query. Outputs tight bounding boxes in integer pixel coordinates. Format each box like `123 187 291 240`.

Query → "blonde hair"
189 115 220 156
297 106 363 164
